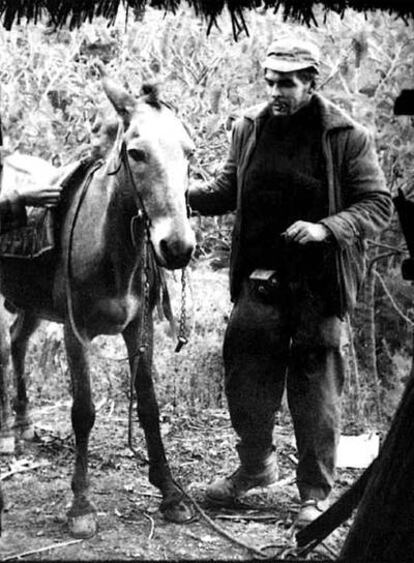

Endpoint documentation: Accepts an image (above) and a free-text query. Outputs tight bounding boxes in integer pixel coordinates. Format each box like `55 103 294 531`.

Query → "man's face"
264 69 312 116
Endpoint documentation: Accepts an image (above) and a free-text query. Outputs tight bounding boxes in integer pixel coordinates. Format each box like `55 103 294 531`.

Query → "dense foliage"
1 6 414 430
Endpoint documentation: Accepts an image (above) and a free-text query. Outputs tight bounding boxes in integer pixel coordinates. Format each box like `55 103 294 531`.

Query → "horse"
0 73 196 538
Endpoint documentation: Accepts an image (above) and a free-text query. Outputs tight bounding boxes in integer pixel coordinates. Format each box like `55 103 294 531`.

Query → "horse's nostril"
160 239 170 259
159 238 193 268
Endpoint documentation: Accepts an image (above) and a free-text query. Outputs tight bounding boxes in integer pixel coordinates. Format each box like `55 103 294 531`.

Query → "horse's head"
102 75 195 270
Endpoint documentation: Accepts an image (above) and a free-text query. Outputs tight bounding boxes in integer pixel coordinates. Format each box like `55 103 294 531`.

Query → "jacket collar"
313 93 356 131
242 93 355 132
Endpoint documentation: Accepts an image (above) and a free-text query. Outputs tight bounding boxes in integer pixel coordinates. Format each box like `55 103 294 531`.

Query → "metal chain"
128 231 152 461
175 267 188 352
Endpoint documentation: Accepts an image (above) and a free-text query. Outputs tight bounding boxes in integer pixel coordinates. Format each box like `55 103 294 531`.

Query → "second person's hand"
19 184 63 208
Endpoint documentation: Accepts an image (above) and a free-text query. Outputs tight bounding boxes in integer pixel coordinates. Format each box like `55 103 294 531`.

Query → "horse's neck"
103 163 145 286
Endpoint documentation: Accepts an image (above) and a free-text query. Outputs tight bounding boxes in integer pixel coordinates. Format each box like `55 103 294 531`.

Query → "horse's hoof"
13 419 35 442
68 512 97 538
162 499 193 523
0 432 15 455
19 424 35 442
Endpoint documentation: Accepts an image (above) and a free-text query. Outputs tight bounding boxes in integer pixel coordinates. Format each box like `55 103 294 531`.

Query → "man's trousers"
223 278 347 501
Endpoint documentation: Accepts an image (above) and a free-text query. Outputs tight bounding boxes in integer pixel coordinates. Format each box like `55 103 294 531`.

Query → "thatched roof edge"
0 0 413 31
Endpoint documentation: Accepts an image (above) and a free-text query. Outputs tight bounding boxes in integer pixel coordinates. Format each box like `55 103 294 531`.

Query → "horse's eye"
128 148 147 162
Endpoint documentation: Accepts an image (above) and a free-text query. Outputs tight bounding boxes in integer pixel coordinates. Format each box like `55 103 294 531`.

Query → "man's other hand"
282 221 331 244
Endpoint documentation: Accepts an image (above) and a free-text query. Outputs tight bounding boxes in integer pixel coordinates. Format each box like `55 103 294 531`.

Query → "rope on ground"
179 488 273 560
180 486 339 560
374 270 414 327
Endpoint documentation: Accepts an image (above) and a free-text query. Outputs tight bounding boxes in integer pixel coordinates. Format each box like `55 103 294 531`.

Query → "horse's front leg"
10 311 40 441
64 321 97 538
123 316 193 523
0 297 14 454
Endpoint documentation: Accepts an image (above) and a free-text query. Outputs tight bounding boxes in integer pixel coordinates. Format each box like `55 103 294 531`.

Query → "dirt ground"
0 398 359 561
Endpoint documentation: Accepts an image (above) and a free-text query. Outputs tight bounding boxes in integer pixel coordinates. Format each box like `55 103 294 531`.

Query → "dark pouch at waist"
249 269 282 303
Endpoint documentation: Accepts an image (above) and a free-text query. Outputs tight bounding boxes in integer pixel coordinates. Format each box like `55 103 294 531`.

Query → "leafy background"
1 4 414 436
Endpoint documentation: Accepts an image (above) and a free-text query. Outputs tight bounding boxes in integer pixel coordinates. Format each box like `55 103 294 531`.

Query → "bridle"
65 126 186 346
65 132 189 362
116 138 190 353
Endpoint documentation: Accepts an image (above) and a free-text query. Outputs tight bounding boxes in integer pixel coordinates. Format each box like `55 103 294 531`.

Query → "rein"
65 158 104 351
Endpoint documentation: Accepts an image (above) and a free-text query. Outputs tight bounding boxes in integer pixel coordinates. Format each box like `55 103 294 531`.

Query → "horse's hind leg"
0 297 14 454
10 311 40 441
0 484 3 536
123 317 193 523
64 322 97 539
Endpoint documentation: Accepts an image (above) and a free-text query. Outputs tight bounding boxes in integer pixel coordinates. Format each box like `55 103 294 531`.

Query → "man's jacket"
189 93 392 316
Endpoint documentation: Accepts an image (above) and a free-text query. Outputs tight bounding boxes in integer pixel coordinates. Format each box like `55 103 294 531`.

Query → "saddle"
0 155 98 260
0 206 55 259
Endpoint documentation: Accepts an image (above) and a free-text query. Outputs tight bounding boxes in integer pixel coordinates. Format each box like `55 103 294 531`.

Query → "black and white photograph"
0 1 413 560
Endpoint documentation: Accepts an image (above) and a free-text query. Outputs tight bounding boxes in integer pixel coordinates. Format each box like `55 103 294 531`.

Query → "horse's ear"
140 83 162 109
99 67 136 127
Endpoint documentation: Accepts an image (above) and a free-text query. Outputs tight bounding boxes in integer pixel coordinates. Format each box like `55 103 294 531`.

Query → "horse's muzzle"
159 237 194 269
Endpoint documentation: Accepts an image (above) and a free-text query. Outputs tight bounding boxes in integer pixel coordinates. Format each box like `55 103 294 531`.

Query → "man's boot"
295 497 330 529
206 444 279 506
